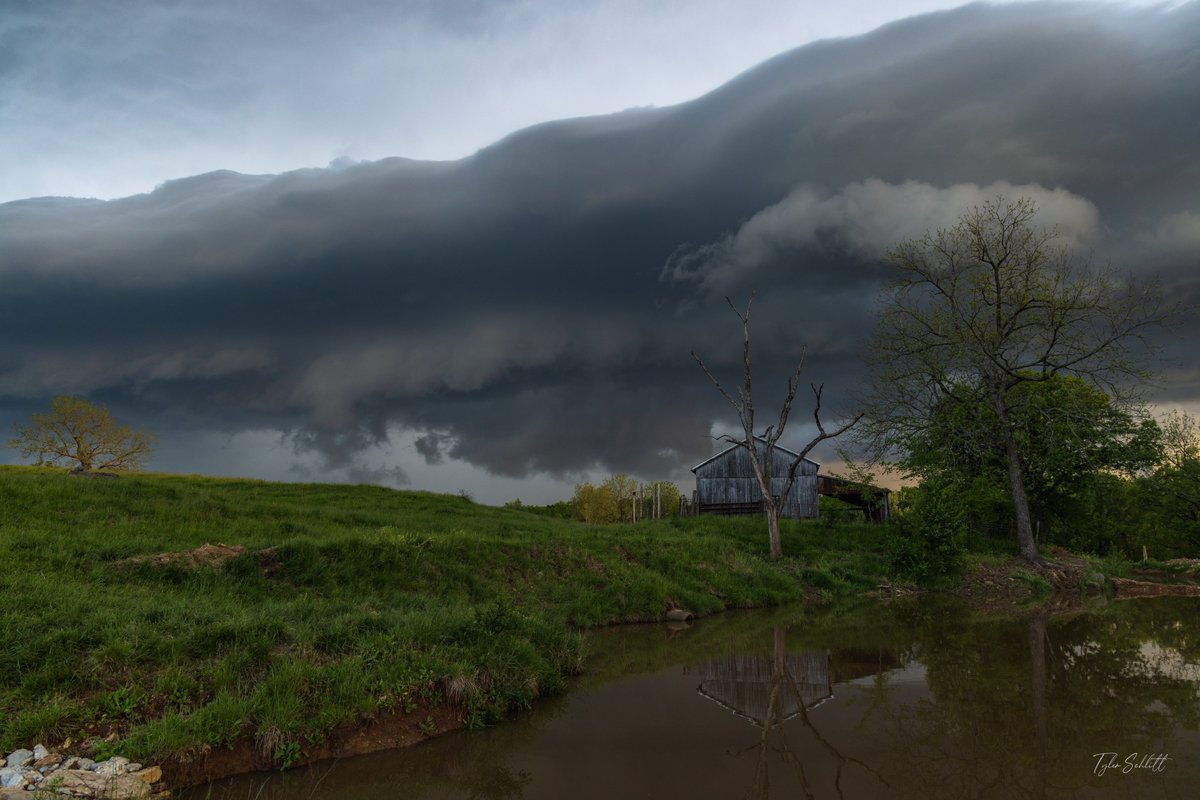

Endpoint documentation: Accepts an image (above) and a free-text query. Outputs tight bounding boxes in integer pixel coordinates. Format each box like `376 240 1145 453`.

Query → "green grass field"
0 466 893 768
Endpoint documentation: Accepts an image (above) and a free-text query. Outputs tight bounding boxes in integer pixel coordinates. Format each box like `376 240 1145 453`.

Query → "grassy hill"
0 466 890 771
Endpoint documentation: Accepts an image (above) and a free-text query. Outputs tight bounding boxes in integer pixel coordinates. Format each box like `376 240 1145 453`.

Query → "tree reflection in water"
696 600 1200 799
876 598 1200 799
699 626 891 798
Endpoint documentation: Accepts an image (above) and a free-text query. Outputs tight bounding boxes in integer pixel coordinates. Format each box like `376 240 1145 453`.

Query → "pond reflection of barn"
688 648 905 727
691 652 831 726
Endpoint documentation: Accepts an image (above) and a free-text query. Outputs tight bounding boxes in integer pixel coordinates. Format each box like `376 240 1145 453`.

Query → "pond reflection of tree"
696 626 893 799
879 599 1200 799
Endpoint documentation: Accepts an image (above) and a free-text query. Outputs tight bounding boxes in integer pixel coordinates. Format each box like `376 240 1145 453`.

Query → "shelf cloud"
2 1 1198 498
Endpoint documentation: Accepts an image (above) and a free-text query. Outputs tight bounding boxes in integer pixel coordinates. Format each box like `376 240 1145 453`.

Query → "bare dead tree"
693 292 863 559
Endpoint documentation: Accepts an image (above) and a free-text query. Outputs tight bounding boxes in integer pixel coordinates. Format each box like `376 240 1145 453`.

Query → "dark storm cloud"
414 432 452 466
3 2 1199 485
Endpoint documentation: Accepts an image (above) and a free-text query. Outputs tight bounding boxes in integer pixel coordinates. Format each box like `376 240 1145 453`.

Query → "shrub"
887 480 967 583
818 495 860 527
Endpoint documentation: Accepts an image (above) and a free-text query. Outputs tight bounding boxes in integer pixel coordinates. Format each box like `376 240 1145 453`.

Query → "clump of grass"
1010 569 1054 596
4 695 79 747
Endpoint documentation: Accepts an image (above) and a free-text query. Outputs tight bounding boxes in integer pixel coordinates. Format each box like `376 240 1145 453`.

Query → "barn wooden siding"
692 440 818 519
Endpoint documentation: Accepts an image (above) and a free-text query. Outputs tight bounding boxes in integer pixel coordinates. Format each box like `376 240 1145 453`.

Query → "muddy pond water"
190 595 1200 799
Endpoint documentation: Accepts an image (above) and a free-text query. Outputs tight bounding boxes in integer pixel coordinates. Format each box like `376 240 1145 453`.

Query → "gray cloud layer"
2 0 975 203
3 2 1199 491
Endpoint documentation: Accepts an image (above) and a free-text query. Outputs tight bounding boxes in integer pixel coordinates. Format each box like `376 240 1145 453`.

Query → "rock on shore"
0 746 164 798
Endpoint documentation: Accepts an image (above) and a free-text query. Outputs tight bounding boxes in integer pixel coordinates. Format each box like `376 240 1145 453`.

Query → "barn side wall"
693 443 818 519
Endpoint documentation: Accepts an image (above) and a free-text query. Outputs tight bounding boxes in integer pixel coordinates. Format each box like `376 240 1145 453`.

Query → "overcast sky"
5 0 1146 204
2 0 1198 503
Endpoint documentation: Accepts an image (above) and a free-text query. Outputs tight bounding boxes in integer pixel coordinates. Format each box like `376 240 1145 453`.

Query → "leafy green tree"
645 480 683 518
571 482 618 524
887 478 968 581
901 375 1160 547
1160 409 1200 468
571 477 683 523
9 395 155 473
601 473 638 522
864 198 1168 563
1132 410 1200 557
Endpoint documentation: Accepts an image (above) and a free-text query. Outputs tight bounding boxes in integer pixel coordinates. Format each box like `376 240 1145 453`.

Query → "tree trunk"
996 395 1040 562
766 503 783 559
1027 613 1049 800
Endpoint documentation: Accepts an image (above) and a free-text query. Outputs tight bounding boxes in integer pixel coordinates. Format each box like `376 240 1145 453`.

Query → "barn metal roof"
690 436 820 473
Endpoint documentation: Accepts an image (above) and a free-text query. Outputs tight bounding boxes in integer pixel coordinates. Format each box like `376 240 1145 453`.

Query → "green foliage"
644 480 684 518
1009 569 1053 595
1160 409 1200 468
601 473 638 520
1115 411 1200 559
1 696 78 751
571 475 683 523
818 495 860 526
898 375 1165 552
905 376 1156 489
98 684 149 721
1019 410 1200 560
887 481 968 583
274 740 301 770
513 500 573 519
571 481 619 523
8 395 155 473
1141 463 1200 555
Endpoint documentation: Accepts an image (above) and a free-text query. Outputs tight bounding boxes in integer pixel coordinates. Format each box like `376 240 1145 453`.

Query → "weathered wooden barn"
691 438 819 519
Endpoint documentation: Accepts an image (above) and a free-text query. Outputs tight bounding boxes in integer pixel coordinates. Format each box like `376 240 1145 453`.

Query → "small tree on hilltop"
9 395 155 474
